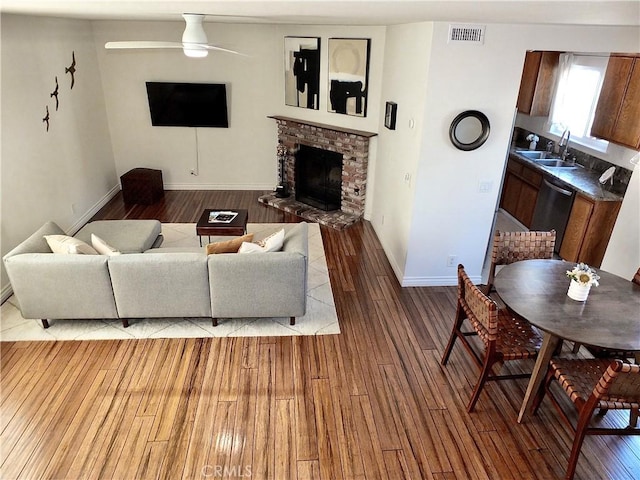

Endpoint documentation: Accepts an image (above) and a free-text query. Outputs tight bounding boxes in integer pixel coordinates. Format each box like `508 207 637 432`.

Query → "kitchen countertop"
509 148 624 202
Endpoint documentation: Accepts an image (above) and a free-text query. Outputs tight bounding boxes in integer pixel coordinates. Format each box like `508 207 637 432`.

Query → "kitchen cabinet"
559 194 622 267
516 51 561 116
500 156 542 227
591 53 640 150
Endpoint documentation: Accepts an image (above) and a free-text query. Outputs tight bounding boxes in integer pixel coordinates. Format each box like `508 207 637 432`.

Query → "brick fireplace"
259 116 376 229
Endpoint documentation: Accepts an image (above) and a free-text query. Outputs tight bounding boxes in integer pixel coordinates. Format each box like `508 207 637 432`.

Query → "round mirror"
449 110 490 151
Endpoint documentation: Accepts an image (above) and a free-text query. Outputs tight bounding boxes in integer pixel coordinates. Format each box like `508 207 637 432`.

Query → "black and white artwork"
328 38 370 117
284 37 320 110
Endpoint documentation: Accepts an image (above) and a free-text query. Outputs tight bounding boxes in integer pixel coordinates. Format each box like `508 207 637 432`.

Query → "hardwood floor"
2 190 639 479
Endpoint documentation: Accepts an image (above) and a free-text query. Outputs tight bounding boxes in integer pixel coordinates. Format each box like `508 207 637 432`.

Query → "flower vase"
567 280 591 301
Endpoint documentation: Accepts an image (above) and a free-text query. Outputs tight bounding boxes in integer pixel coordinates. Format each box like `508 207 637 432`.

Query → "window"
548 53 609 152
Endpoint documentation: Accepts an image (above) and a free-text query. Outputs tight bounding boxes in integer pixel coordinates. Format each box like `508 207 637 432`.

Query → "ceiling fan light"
183 45 208 58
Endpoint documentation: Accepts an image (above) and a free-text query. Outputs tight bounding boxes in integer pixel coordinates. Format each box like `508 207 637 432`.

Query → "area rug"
0 223 340 341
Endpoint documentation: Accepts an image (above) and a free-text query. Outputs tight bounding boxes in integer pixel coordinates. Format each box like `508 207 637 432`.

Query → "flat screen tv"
145 82 229 127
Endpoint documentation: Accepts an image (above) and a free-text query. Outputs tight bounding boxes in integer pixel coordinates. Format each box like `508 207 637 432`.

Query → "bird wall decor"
50 76 59 110
65 51 76 89
43 105 50 132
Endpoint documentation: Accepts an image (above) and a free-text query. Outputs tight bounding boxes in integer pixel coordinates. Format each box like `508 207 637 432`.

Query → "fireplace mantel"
268 115 377 138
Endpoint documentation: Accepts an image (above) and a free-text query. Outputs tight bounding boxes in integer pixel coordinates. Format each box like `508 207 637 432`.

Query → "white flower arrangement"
566 263 600 287
526 134 539 142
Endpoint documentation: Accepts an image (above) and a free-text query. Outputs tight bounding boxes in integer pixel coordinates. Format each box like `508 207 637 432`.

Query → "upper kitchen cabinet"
591 53 640 150
516 51 561 116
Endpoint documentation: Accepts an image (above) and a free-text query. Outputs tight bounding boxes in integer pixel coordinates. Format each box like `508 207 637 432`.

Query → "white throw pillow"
238 229 285 254
238 241 264 254
260 228 285 252
91 234 122 256
44 235 98 255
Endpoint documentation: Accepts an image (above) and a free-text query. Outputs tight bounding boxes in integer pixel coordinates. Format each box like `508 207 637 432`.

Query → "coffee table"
196 209 248 246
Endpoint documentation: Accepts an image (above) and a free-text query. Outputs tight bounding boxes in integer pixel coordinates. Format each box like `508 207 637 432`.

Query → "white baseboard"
67 184 121 235
1 284 14 304
165 183 274 191
401 275 476 287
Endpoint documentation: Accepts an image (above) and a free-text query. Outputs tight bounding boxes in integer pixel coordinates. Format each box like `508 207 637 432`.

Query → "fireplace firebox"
295 145 343 211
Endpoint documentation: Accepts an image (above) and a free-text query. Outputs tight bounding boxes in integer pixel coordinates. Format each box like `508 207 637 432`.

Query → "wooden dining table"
493 259 640 423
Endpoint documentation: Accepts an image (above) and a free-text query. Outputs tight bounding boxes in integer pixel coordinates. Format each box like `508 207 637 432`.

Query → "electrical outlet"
447 255 457 267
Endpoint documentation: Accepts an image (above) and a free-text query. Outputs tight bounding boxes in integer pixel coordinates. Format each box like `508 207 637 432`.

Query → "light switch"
479 181 492 193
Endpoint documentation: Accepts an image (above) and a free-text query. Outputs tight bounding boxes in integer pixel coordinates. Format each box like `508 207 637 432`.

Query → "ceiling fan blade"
105 41 184 50
198 44 248 56
105 14 247 57
106 41 247 56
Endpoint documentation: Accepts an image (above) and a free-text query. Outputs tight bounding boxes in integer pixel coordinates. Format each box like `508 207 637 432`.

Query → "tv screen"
145 82 229 128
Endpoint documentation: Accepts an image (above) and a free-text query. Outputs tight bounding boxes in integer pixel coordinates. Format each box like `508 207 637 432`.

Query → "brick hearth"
261 116 376 229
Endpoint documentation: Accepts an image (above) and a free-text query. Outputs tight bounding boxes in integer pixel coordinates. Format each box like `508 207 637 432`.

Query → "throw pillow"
238 229 285 254
260 228 285 252
206 233 254 254
44 235 98 255
91 234 122 256
238 241 264 254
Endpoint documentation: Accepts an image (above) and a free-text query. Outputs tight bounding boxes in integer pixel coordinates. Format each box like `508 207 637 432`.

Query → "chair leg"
121 318 129 328
41 319 50 329
467 355 495 412
630 407 639 428
565 405 593 480
441 304 465 366
212 318 218 327
290 316 295 326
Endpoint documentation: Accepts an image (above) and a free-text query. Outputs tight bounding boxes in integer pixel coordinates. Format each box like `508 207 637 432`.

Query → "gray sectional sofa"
3 220 308 328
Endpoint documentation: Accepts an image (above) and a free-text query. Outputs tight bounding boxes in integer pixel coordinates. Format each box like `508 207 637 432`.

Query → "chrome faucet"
558 128 571 161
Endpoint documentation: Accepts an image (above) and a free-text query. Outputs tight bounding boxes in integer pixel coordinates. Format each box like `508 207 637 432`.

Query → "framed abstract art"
284 37 320 110
327 38 370 117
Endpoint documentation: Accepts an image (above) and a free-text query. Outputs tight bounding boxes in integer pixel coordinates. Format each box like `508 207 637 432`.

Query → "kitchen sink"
515 150 554 159
533 159 577 168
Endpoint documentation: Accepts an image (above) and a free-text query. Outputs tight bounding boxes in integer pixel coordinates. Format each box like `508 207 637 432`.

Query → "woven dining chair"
441 264 543 412
531 358 640 480
484 230 556 295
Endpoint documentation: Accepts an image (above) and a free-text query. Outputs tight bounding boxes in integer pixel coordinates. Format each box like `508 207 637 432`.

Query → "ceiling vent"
448 24 485 44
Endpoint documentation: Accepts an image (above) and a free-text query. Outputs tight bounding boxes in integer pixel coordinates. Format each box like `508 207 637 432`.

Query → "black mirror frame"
449 110 490 151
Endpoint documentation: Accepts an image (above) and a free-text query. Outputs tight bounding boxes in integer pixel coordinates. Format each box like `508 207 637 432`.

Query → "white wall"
378 22 640 286
370 22 433 280
1 14 116 298
92 21 385 192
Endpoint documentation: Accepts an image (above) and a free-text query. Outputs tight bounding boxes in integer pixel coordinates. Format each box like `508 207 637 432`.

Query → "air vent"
448 24 485 44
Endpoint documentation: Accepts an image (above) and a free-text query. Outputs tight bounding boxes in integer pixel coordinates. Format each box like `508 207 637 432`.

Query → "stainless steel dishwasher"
530 177 575 253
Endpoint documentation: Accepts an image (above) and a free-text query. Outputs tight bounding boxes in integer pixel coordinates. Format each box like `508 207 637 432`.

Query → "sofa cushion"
108 253 211 318
91 234 121 256
44 235 98 255
74 220 161 253
206 233 254 254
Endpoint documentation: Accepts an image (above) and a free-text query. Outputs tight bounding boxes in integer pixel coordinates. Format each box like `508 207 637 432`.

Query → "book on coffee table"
208 211 238 223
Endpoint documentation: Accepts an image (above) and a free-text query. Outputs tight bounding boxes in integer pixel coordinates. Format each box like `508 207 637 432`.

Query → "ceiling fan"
105 13 244 58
